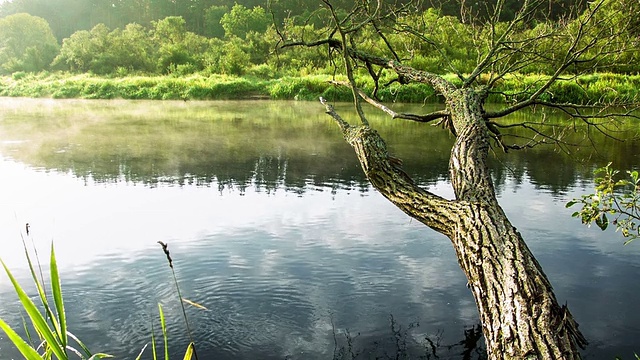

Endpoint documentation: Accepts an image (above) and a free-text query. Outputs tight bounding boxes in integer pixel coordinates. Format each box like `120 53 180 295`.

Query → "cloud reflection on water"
0 99 639 359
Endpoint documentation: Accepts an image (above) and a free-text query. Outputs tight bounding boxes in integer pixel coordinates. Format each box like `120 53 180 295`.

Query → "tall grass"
2 71 637 103
0 228 197 360
0 236 112 359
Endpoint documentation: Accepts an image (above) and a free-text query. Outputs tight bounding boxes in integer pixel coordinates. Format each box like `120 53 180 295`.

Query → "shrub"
11 71 27 80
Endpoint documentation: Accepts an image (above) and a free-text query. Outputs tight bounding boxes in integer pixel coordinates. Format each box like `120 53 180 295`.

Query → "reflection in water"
0 98 637 192
0 98 639 359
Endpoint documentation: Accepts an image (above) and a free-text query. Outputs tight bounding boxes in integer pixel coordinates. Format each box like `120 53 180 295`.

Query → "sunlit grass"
0 229 197 360
1 71 637 104
0 239 112 359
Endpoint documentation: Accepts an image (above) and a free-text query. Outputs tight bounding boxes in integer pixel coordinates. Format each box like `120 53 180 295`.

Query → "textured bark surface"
322 88 588 359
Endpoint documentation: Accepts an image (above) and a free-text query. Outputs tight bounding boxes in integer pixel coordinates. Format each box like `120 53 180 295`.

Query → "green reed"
0 225 112 360
157 241 199 360
0 225 199 360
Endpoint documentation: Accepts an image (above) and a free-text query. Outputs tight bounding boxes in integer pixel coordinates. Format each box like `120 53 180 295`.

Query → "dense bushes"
1 2 639 78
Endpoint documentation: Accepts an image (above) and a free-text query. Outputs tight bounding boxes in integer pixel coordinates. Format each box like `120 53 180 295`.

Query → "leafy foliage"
203 5 228 39
0 0 638 79
220 3 270 39
567 163 640 244
0 13 59 74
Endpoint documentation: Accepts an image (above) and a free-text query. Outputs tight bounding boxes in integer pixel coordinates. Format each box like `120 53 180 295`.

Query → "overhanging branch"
319 97 459 237
329 80 450 123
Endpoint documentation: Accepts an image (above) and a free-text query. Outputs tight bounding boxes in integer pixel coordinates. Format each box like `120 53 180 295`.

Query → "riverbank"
1 72 639 104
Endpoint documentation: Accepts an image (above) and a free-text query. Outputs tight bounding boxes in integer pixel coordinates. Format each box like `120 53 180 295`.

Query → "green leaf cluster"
567 163 640 244
0 13 59 73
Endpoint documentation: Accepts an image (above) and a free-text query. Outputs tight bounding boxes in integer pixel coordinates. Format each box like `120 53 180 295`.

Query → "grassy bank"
1 71 639 104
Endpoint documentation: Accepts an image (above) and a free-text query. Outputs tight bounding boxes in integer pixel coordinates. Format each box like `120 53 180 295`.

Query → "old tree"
276 0 639 358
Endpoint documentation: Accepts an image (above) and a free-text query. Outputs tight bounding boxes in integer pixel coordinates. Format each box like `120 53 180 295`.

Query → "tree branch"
329 80 450 123
320 97 459 237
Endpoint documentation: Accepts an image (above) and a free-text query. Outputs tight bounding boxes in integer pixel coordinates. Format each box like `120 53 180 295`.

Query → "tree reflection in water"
329 316 485 360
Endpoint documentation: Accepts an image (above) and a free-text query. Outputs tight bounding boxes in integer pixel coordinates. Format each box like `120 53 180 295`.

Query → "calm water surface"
0 98 638 359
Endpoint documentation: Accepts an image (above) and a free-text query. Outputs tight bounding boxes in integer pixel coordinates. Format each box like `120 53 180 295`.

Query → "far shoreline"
1 72 638 105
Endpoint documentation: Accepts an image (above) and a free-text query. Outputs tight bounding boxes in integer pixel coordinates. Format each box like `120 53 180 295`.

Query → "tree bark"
321 88 588 359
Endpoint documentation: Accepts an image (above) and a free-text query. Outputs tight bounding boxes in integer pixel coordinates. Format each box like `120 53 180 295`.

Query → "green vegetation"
0 240 112 359
1 71 638 104
0 232 198 359
568 164 640 244
0 0 637 104
0 13 59 74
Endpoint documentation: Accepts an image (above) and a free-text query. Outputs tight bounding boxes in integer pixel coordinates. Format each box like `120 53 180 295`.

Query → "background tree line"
0 0 590 41
0 0 637 77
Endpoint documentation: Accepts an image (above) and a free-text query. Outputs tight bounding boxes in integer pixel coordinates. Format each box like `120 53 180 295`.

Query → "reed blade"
182 299 207 311
20 233 61 341
151 318 158 360
0 317 44 360
87 352 115 359
182 342 195 360
50 242 67 349
158 303 169 360
134 343 149 360
0 259 67 360
68 331 93 358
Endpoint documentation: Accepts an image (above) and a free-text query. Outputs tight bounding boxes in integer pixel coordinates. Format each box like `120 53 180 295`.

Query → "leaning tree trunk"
322 88 587 359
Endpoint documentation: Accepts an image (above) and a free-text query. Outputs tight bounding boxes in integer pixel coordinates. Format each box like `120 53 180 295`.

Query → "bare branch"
322 0 371 126
466 0 547 87
486 98 640 120
279 37 342 50
349 49 457 96
329 80 450 123
319 97 459 237
483 0 635 119
392 24 465 81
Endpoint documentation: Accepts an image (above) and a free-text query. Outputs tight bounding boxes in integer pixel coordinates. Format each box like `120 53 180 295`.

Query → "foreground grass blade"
151 320 158 360
68 331 93 358
21 314 34 346
158 241 199 360
68 344 114 359
183 342 195 360
0 260 66 360
50 243 67 349
20 237 67 356
87 352 115 359
159 303 169 360
0 318 43 360
20 232 62 345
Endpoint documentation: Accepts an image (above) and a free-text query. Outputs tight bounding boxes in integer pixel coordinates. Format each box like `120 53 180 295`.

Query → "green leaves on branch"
567 163 640 244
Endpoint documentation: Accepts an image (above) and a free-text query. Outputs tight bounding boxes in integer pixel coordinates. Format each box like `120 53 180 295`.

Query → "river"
0 98 638 359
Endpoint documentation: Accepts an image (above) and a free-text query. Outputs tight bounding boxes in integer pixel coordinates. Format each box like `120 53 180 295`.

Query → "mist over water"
0 98 638 359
